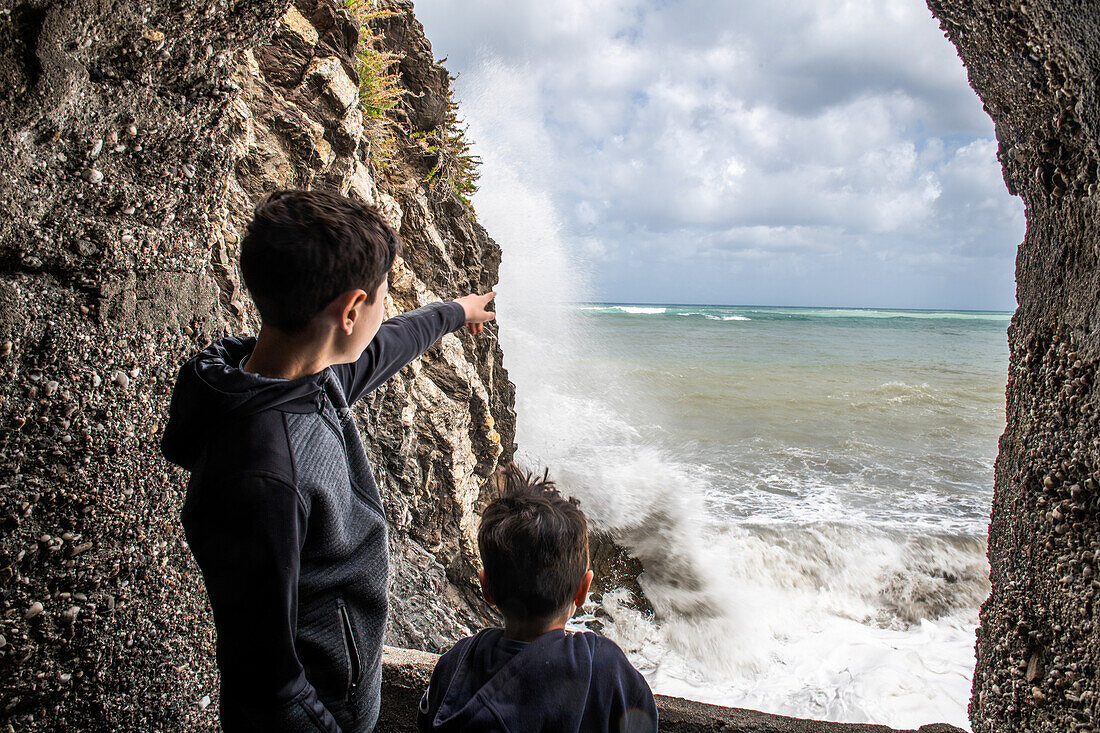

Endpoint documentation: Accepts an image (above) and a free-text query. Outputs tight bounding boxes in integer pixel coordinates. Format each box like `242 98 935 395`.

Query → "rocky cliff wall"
0 0 514 728
925 2 1100 730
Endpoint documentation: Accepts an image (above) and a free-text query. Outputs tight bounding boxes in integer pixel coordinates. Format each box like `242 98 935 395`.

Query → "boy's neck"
243 325 334 380
501 612 570 643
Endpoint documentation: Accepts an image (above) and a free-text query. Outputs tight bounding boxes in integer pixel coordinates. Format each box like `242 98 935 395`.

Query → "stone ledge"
379 646 966 733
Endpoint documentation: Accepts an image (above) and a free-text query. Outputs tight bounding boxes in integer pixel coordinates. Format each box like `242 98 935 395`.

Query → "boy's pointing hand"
454 291 497 335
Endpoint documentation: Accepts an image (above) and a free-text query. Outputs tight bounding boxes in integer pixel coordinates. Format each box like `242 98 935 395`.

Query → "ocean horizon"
575 301 1014 316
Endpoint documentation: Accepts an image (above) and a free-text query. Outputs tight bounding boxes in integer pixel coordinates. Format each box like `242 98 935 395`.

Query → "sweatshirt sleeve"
605 642 658 733
621 682 659 733
332 301 466 404
182 472 341 732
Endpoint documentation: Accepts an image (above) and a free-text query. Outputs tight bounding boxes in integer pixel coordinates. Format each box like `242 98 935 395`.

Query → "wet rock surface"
0 0 513 727
926 1 1100 730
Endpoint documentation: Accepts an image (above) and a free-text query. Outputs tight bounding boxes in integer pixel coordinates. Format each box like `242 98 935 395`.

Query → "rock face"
925 2 1100 730
0 0 514 728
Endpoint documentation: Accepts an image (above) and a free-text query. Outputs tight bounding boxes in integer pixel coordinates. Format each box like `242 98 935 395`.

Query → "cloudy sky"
414 0 1025 311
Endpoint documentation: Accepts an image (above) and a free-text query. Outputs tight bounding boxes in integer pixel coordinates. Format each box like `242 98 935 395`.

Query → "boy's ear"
478 568 495 606
573 569 594 610
328 289 367 335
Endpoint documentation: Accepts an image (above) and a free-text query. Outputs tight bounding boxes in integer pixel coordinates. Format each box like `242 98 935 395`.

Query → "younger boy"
162 190 496 732
417 467 658 733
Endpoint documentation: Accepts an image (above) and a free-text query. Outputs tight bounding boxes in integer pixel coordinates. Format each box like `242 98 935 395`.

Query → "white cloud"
415 0 1023 309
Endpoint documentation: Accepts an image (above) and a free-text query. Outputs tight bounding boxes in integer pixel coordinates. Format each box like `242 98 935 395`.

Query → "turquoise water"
507 302 1009 730
574 304 1008 534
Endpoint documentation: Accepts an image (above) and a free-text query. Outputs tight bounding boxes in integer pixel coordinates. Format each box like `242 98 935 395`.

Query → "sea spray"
459 59 755 674
456 58 1002 731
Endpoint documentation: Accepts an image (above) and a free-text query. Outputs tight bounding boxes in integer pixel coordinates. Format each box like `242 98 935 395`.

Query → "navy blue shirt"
418 628 657 733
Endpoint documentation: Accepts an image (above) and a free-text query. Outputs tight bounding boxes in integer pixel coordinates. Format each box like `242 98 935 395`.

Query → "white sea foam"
459 59 982 731
617 306 667 315
747 308 1010 321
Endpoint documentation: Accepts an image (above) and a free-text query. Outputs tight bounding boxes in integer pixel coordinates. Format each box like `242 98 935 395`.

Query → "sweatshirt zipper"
337 599 362 709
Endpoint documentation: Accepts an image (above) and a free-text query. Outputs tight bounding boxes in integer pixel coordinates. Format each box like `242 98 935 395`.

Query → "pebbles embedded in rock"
197 695 211 710
113 370 130 388
181 163 195 179
25 601 44 620
126 124 138 136
81 168 104 184
92 373 102 388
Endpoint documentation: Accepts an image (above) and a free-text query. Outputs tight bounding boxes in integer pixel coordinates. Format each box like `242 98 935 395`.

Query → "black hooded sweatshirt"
162 301 465 732
417 628 658 733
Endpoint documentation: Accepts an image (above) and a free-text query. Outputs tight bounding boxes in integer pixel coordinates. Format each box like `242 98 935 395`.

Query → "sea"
497 301 1009 731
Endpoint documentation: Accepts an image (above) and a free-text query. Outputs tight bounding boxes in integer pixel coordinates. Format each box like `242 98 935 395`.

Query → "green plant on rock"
343 2 481 207
415 81 481 209
345 0 405 169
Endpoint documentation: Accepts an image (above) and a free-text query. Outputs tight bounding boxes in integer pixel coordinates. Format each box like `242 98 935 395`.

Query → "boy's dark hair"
239 190 401 333
478 466 590 621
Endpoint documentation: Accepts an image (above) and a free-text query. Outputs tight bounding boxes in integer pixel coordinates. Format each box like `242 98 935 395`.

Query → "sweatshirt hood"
432 629 596 730
161 336 326 470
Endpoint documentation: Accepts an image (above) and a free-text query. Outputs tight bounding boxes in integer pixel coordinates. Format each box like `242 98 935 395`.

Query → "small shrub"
414 80 481 209
344 1 481 208
345 0 404 168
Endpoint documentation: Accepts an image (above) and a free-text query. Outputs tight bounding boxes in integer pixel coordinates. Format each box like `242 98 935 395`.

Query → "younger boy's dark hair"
239 190 401 333
478 466 590 622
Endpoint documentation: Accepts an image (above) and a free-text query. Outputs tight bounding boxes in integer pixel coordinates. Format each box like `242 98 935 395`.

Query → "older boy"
162 190 496 732
417 467 658 733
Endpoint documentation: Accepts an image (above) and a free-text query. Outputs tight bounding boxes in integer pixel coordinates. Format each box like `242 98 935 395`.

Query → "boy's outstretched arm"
333 292 497 404
183 473 340 732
